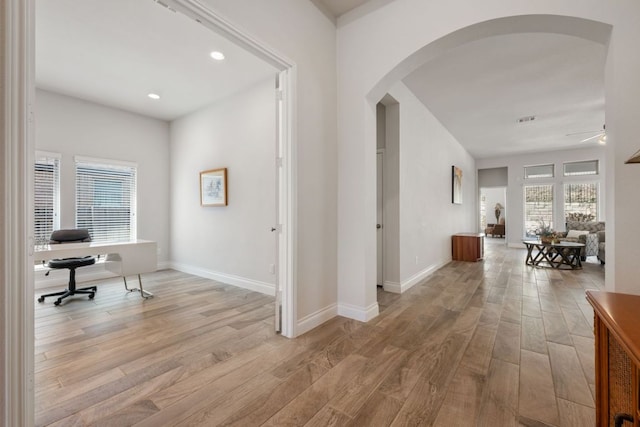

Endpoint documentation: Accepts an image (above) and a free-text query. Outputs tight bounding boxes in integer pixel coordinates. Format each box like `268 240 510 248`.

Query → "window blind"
75 157 137 243
524 164 554 179
34 153 60 244
563 160 599 176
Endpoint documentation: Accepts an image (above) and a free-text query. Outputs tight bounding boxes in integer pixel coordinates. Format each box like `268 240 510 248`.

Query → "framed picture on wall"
200 168 228 206
452 165 463 204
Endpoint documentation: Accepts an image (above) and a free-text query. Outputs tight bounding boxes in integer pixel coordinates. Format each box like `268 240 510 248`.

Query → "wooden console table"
452 233 484 262
586 291 640 427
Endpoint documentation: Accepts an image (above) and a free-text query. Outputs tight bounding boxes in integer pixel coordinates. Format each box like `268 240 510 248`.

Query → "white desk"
35 239 157 298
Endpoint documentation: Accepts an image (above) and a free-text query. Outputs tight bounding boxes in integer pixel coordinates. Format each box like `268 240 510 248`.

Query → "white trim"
4 0 35 425
74 155 137 168
382 281 401 293
170 262 276 296
296 303 338 336
35 150 61 159
400 260 449 293
337 301 379 322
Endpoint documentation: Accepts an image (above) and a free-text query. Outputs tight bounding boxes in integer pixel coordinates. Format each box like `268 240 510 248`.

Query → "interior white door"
376 151 384 286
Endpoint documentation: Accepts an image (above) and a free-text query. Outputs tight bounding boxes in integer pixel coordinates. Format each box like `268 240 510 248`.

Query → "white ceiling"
36 0 277 121
402 33 606 159
37 1 606 159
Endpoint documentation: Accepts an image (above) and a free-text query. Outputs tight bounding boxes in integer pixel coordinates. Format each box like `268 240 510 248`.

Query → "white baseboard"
390 260 449 294
337 301 379 322
296 303 338 336
383 281 401 293
170 262 275 296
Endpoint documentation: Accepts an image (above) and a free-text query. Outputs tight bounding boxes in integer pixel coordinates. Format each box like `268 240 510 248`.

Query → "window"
563 160 599 176
524 184 553 237
564 183 598 222
34 152 60 244
75 157 137 243
524 164 554 179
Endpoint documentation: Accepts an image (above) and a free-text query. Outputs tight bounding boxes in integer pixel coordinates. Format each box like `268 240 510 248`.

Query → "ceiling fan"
566 124 606 144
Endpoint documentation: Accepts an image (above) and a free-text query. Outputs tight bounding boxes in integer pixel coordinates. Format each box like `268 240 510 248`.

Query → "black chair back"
50 229 92 244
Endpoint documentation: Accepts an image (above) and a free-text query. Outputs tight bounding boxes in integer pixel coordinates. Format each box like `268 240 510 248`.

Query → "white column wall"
337 1 640 300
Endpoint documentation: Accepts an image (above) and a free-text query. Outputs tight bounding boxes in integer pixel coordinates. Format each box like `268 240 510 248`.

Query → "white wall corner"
337 301 379 322
296 303 338 336
400 260 449 293
170 262 276 296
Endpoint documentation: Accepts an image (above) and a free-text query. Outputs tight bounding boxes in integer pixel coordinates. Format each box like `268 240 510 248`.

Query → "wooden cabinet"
586 291 640 427
451 233 484 262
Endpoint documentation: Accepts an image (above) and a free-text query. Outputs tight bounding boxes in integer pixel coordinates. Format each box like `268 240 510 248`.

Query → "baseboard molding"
296 303 338 336
383 281 401 293
337 301 379 322
170 262 275 296
393 260 449 294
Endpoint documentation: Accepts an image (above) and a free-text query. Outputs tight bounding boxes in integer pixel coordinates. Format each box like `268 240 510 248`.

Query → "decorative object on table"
452 165 463 204
494 202 503 222
200 168 228 207
536 219 557 244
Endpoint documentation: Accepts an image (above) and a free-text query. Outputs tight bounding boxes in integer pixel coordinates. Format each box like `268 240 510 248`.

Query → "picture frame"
452 165 462 204
200 168 228 206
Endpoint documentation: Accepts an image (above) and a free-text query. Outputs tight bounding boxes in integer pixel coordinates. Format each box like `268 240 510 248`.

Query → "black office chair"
37 229 97 306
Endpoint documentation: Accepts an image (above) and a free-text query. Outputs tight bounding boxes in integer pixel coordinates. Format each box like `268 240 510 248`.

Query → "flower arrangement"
536 219 557 243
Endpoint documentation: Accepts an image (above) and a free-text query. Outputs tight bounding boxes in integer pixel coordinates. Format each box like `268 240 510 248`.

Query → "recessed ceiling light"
210 51 225 61
148 93 161 100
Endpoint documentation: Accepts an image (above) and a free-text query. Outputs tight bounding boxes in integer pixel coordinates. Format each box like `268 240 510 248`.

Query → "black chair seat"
38 229 98 306
48 256 95 269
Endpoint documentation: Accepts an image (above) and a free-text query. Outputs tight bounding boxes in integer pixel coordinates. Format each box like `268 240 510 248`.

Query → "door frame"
2 1 298 425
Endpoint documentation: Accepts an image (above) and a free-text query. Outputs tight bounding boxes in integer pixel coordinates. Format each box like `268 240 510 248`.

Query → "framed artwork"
452 165 462 204
200 168 228 206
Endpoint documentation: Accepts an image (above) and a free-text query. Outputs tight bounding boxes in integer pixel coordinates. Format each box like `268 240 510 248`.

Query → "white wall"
389 82 476 292
200 0 338 329
337 2 640 295
170 78 276 294
34 89 171 284
477 146 606 247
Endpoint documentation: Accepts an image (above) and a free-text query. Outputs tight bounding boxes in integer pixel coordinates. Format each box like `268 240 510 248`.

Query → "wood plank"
547 342 594 408
518 350 559 426
477 358 519 427
492 320 521 364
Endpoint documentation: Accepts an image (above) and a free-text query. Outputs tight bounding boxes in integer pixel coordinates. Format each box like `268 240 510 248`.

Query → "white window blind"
524 164 554 179
34 152 60 243
563 160 599 176
75 157 137 243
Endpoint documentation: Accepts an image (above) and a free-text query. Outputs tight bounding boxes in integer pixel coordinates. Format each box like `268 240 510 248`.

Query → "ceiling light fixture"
210 51 225 61
148 93 161 100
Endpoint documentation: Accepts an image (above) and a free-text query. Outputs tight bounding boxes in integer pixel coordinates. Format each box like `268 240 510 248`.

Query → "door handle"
376 224 382 229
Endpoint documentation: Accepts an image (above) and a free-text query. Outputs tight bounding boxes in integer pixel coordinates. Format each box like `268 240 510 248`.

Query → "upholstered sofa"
597 231 605 264
557 220 605 260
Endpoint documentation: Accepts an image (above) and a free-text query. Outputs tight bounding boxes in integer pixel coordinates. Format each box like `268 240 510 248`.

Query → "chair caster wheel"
54 300 61 306
89 293 95 300
37 297 44 303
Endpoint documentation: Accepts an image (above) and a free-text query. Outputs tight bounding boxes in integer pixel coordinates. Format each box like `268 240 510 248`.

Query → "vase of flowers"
536 219 557 244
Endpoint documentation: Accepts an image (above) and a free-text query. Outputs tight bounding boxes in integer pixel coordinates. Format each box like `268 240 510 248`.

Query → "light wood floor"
34 240 603 426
